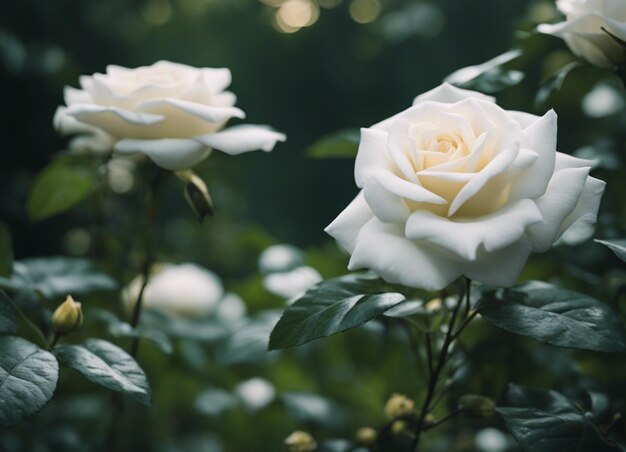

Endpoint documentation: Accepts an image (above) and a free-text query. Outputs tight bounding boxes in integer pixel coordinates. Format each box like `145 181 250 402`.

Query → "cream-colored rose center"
394 122 511 219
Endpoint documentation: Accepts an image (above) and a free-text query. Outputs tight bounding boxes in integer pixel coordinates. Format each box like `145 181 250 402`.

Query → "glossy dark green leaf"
0 223 12 278
27 159 95 221
3 257 116 300
595 239 626 263
497 384 620 452
306 129 360 159
0 336 59 426
0 290 16 334
269 273 406 350
54 339 151 406
477 282 626 352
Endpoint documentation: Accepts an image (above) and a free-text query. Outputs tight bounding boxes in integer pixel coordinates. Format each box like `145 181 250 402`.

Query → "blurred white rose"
264 266 322 299
235 377 276 412
258 244 304 273
538 0 626 67
123 263 223 317
55 60 286 170
214 292 247 323
326 83 605 290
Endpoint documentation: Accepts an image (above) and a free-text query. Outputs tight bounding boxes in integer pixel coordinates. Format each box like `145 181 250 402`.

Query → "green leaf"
91 309 173 354
0 291 16 334
306 129 360 159
497 384 620 452
0 336 59 426
217 311 281 365
595 239 626 263
281 391 345 428
446 49 524 93
27 159 95 221
477 282 626 353
5 257 116 299
0 223 12 278
268 273 406 350
535 61 583 106
195 387 238 417
54 339 151 406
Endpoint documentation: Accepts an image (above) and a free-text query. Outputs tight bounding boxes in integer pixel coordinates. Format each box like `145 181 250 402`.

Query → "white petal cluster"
538 0 626 68
326 83 605 290
55 61 286 169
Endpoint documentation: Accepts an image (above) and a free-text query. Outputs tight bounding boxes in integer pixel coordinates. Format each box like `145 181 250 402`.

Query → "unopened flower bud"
458 394 496 419
391 420 407 434
355 427 377 446
176 170 213 221
284 431 317 452
52 295 83 334
385 393 415 420
423 413 436 427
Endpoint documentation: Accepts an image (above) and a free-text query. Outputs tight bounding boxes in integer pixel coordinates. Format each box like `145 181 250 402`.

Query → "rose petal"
361 172 411 223
557 175 606 245
138 97 245 123
114 138 210 170
509 110 557 201
65 104 165 138
527 166 591 251
194 125 286 155
349 218 460 290
324 191 374 254
462 235 533 287
448 139 520 216
412 82 495 105
354 128 393 187
405 199 542 261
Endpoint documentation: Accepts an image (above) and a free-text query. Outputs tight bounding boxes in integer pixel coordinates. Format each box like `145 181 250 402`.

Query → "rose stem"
411 278 473 451
129 164 162 358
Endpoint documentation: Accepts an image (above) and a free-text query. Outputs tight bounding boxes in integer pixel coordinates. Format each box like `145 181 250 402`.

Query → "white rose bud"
176 170 214 221
325 83 605 290
284 431 317 452
355 427 377 446
54 61 286 170
52 295 83 334
538 0 626 68
384 393 415 420
123 263 224 317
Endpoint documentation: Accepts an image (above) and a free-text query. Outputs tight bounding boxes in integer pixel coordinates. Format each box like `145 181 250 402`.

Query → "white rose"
54 60 286 170
123 263 223 317
538 0 626 68
263 266 323 299
325 83 605 290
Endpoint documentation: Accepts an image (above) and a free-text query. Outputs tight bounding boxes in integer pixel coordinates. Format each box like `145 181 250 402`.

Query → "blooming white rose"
123 263 223 317
538 0 626 68
54 60 286 170
325 83 605 290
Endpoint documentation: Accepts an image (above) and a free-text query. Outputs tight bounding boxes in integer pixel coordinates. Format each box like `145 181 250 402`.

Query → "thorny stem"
410 279 474 451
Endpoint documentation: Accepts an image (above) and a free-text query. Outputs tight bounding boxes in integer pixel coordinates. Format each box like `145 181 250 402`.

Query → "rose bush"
54 60 286 170
538 0 626 68
123 263 223 316
325 83 605 290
